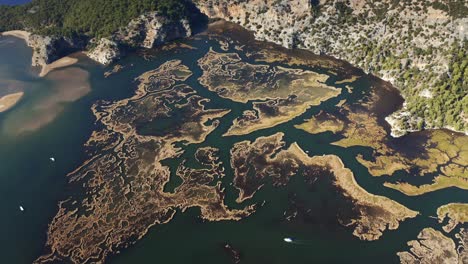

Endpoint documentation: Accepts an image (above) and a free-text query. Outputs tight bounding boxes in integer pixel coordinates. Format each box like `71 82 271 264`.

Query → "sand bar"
1 30 30 42
0 92 24 112
39 56 79 77
2 31 79 77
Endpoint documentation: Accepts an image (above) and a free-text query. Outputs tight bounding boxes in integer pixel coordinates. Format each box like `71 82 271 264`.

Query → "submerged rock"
20 11 194 67
85 12 193 65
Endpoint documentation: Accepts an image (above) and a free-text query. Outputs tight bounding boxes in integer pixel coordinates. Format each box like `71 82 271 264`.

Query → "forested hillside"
195 0 468 136
0 0 192 38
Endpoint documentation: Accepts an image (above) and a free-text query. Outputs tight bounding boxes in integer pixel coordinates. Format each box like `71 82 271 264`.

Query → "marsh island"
0 11 466 264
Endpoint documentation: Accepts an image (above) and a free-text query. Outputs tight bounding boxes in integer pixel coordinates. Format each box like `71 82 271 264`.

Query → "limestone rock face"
27 35 85 67
117 12 192 49
24 11 193 67
87 38 121 65
86 12 193 65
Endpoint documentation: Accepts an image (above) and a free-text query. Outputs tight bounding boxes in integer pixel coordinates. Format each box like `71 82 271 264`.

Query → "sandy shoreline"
2 30 80 77
0 92 24 112
1 30 30 42
39 56 79 77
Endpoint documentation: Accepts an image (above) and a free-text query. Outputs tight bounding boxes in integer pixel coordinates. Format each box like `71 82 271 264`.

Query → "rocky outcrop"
27 35 86 67
14 11 193 67
193 0 468 136
87 38 121 65
116 12 192 49
397 227 466 263
87 12 193 65
195 0 311 49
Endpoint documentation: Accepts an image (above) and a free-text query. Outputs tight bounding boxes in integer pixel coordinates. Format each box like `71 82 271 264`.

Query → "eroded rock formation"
87 38 121 65
27 34 86 66
87 12 193 65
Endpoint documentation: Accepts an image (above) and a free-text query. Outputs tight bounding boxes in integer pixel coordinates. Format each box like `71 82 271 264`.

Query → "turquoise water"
0 26 466 264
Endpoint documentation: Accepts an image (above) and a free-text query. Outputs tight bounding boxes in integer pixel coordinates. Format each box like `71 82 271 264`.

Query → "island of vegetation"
1 2 463 262
437 203 468 232
195 0 468 136
230 133 418 241
198 49 341 136
33 41 424 261
380 130 468 196
35 60 255 264
458 229 468 264
1 0 466 136
335 75 360 85
0 0 201 66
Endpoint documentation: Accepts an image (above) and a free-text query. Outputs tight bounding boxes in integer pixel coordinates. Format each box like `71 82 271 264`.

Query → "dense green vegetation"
403 42 468 131
336 0 467 133
0 0 194 38
360 39 467 131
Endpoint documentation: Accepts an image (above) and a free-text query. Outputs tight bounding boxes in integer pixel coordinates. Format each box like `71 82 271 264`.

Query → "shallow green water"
0 27 466 264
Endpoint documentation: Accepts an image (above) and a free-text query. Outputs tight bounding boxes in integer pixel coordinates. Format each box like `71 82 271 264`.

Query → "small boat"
283 237 293 243
50 157 55 162
19 206 24 211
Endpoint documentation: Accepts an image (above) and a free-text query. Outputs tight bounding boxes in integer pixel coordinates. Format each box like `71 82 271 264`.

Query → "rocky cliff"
86 38 121 65
116 12 192 49
27 35 86 66
194 0 468 136
22 11 193 67
87 12 193 65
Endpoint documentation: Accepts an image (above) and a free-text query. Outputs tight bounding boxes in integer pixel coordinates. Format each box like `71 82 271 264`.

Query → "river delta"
0 21 466 264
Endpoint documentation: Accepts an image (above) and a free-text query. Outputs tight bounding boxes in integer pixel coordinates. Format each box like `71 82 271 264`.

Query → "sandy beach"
2 30 79 77
1 30 30 42
39 56 79 77
0 92 24 112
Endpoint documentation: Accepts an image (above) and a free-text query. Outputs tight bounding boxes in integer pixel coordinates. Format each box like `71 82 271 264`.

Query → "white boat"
19 206 24 211
50 157 55 162
283 237 293 243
